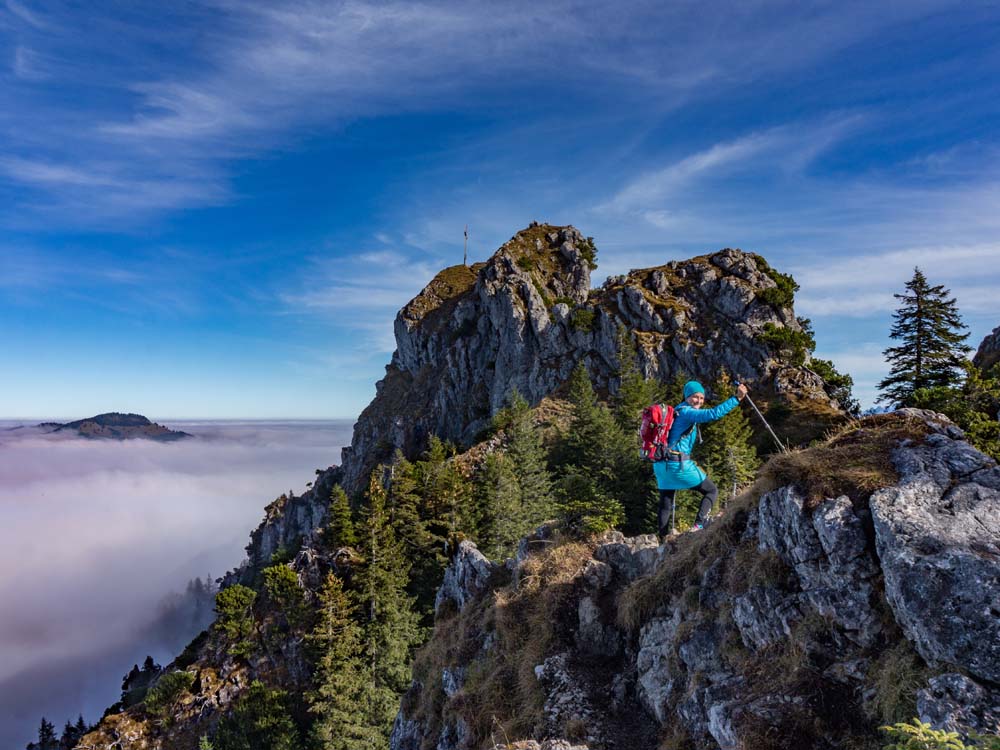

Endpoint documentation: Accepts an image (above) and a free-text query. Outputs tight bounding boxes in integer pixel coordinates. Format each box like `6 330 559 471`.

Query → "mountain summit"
339 223 842 495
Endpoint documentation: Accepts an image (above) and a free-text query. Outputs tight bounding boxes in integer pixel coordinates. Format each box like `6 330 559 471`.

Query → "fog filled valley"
0 419 354 749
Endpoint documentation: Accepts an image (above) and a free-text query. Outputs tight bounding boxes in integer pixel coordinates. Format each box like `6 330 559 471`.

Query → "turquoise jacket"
653 397 739 490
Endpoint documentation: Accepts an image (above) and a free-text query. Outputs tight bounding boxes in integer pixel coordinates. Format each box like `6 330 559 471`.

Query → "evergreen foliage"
417 437 473 555
613 326 664 432
506 391 556 530
325 485 357 549
386 452 440 616
212 681 301 750
879 718 1000 749
753 256 800 309
307 573 380 750
214 584 257 658
357 469 424 743
472 451 521 559
553 362 627 533
911 361 1000 461
811 357 861 416
144 671 195 718
878 268 971 406
262 564 309 631
31 718 57 750
698 374 760 510
613 328 663 533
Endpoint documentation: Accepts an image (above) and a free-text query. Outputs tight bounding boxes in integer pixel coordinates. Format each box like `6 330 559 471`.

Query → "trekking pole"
735 379 789 454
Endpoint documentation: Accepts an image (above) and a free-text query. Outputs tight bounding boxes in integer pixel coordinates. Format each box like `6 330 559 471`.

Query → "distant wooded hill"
38 412 192 441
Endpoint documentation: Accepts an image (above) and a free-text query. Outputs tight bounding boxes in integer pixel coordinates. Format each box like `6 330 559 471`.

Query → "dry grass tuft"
411 536 596 748
759 413 930 509
866 637 931 724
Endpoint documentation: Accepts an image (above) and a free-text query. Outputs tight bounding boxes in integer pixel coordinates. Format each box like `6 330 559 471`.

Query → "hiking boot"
690 523 704 532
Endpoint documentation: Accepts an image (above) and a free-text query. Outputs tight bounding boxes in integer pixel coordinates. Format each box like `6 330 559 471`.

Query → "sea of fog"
0 418 354 749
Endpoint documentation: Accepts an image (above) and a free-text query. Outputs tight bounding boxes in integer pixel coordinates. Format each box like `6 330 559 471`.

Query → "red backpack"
639 403 676 462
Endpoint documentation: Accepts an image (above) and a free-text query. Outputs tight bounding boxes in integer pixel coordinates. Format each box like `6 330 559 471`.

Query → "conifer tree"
555 361 628 533
417 437 473 549
262 564 309 631
878 267 971 406
213 681 300 750
614 325 663 431
357 469 423 742
35 718 57 750
385 451 448 619
472 451 521 559
308 573 379 750
325 485 357 549
699 374 760 509
505 390 555 530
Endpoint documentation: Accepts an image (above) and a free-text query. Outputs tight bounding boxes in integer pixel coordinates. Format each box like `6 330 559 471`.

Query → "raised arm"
681 396 740 423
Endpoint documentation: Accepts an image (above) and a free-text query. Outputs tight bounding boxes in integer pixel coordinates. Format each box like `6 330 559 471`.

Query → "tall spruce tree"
212 681 300 750
614 325 664 431
387 451 440 618
307 573 379 750
325 485 357 549
357 469 423 743
555 362 627 533
505 390 555 530
34 718 57 750
417 437 473 551
878 267 971 406
472 451 521 560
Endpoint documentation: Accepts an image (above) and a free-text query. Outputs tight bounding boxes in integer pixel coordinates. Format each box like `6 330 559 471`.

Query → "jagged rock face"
221 465 342 587
340 223 840 494
434 540 499 617
974 324 1000 371
391 412 1000 750
871 412 1000 683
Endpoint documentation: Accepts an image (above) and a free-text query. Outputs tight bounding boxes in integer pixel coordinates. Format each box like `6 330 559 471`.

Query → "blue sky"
1 0 999 418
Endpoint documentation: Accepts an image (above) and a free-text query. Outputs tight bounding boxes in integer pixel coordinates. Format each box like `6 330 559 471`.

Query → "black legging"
658 477 718 535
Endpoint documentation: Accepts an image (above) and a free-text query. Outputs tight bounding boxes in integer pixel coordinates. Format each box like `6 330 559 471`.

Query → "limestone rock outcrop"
339 223 841 494
390 411 1000 749
974 324 1000 371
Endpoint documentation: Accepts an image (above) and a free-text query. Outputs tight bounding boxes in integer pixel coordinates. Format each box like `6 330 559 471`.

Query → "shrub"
144 671 195 717
758 322 815 366
570 308 595 332
881 720 1000 750
577 236 598 270
516 255 534 271
753 255 799 309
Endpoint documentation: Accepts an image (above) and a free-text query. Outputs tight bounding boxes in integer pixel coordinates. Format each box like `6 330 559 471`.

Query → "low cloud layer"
0 419 353 748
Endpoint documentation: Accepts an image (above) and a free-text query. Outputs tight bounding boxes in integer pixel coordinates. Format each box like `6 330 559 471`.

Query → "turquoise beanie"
683 380 705 399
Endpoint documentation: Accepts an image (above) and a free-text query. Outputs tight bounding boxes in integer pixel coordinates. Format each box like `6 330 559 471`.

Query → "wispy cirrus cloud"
0 0 962 226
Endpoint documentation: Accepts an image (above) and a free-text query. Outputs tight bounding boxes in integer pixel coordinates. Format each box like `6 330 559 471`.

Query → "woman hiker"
654 379 749 537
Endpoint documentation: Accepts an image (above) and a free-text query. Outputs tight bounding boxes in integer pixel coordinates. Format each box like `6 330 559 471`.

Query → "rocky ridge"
975 324 1000 372
391 410 1000 749
338 223 842 495
227 225 843 585
73 224 859 748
